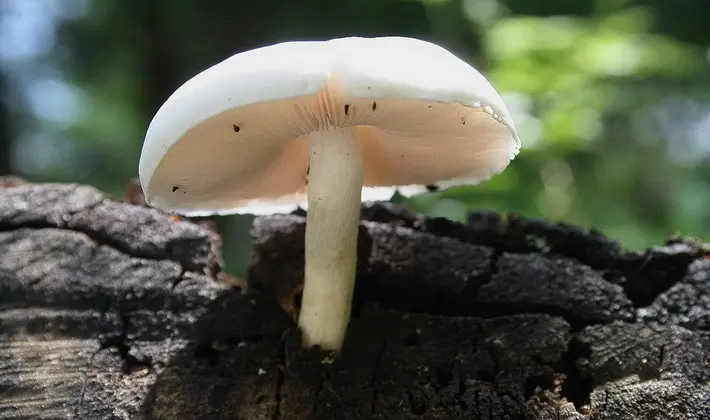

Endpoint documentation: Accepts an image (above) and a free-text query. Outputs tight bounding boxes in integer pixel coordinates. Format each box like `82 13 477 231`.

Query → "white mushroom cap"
138 36 520 216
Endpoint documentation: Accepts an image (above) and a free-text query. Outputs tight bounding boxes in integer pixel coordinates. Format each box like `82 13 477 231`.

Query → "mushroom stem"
299 126 364 351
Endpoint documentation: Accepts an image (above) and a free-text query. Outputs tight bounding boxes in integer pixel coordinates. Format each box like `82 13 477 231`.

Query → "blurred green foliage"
1 0 708 276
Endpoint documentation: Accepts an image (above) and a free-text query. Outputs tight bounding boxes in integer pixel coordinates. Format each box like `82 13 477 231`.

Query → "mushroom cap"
139 36 520 216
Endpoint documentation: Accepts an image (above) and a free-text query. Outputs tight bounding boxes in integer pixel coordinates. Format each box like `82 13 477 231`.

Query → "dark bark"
0 183 709 419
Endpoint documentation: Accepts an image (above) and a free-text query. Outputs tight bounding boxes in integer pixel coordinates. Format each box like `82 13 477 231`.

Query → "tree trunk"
0 74 13 175
0 181 708 419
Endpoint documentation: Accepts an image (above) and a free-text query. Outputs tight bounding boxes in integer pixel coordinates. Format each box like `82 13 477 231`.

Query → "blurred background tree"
1 0 708 276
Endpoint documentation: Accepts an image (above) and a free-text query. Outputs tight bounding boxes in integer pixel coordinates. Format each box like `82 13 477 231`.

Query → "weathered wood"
1 184 709 419
0 183 290 419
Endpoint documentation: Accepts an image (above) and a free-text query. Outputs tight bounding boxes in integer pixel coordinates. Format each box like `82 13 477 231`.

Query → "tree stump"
1 182 708 419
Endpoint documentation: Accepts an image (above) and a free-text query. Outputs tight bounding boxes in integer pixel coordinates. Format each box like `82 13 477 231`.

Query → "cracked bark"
1 183 709 419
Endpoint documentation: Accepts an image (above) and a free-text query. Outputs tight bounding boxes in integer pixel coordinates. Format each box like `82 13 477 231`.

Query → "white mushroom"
138 36 520 351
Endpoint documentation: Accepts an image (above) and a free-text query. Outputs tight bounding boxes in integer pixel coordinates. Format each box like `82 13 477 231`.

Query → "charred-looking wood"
1 182 709 419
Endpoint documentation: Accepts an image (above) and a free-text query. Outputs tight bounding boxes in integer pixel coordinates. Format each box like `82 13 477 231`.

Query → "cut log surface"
0 183 708 419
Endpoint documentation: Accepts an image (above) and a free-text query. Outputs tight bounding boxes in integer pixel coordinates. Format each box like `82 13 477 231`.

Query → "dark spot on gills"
425 184 439 192
232 124 240 132
372 101 377 111
344 104 350 116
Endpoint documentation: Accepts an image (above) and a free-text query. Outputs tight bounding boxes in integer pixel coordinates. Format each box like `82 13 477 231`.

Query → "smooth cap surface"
139 36 520 215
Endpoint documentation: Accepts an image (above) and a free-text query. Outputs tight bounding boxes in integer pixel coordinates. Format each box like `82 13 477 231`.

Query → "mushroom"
138 36 520 351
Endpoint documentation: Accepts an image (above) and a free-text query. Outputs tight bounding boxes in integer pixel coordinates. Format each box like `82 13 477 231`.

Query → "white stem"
298 126 363 351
